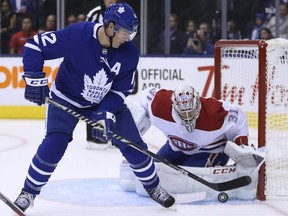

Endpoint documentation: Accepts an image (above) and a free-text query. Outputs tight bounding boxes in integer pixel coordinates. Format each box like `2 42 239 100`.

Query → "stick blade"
0 192 26 216
211 176 252 191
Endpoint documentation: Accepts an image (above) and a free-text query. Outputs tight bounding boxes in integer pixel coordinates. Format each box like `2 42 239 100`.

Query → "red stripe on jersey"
196 98 228 131
151 89 175 122
235 136 248 145
151 90 228 130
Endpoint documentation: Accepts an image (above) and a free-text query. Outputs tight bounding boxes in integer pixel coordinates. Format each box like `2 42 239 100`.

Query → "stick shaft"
45 97 251 191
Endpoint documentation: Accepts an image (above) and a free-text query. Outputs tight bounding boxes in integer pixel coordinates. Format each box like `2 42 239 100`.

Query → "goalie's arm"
225 104 249 145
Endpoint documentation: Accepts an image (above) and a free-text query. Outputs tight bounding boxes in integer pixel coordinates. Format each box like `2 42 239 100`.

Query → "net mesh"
218 39 288 197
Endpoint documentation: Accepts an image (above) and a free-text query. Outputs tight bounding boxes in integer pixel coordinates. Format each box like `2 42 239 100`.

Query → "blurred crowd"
152 0 287 55
1 0 287 55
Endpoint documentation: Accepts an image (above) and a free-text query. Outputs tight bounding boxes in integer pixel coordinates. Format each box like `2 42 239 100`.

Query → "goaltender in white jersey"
120 85 265 202
135 85 250 167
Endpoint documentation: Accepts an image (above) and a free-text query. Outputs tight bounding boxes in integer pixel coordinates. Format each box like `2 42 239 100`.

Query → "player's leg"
14 95 79 212
156 141 189 165
157 141 230 167
114 105 175 208
182 152 230 167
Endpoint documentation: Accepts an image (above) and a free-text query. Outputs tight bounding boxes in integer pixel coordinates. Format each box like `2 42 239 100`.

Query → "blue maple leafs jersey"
22 22 139 113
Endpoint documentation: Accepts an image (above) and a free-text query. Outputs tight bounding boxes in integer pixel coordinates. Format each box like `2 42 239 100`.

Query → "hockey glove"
22 71 49 106
224 141 266 173
91 111 116 142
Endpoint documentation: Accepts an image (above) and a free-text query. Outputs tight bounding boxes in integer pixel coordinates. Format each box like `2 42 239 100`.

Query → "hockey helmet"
103 3 138 41
171 85 201 132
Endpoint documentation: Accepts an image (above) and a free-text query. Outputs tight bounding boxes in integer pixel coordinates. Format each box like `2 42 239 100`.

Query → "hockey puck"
218 192 228 203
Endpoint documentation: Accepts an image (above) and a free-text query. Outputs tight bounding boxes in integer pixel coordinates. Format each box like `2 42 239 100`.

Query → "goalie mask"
103 3 138 41
171 85 201 132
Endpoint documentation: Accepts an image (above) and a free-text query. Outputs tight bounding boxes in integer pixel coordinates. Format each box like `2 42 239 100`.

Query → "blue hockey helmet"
103 3 138 41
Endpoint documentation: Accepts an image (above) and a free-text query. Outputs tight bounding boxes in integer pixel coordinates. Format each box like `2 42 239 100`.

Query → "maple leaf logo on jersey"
168 135 198 151
118 7 125 14
81 68 112 104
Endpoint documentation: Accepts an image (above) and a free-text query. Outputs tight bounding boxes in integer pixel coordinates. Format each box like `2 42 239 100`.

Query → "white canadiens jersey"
138 88 249 155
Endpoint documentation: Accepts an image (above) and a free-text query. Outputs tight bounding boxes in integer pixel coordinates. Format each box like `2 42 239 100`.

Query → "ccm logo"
25 77 48 86
213 167 236 174
29 79 48 85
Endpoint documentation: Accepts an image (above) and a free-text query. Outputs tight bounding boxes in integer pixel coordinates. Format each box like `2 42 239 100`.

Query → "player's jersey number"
41 32 57 47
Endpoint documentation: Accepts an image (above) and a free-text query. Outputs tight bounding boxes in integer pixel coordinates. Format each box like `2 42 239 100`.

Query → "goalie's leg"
157 142 230 167
114 106 175 208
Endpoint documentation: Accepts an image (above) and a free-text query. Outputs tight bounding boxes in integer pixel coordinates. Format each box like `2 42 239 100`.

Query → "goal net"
214 39 288 200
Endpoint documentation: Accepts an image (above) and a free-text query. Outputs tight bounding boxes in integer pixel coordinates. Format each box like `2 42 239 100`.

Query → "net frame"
214 39 288 201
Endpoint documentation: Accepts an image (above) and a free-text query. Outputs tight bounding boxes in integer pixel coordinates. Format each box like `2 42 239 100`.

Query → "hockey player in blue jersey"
13 2 175 213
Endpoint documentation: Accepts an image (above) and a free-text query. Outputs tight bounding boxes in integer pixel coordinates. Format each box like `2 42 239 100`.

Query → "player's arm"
224 105 265 173
133 87 159 116
22 26 73 71
91 64 137 141
224 104 249 145
21 23 85 105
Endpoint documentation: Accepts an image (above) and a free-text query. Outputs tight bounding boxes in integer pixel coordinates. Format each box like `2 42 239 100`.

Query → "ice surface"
0 120 287 216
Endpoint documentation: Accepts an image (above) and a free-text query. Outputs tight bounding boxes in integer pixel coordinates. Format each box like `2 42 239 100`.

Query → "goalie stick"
45 97 251 192
0 192 26 216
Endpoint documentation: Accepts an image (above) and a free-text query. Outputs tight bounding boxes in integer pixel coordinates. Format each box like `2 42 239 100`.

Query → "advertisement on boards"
0 57 215 118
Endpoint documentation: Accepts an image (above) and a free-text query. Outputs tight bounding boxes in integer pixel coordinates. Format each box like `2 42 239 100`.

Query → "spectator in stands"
183 19 197 47
246 12 266 39
259 27 274 40
155 13 186 54
185 19 197 38
227 19 242 40
1 0 17 54
182 24 214 55
265 2 288 39
10 0 42 14
77 13 86 22
251 0 276 24
66 14 77 26
9 16 37 55
44 14 56 31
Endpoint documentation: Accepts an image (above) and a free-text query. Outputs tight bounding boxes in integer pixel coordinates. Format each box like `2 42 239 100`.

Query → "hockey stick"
45 97 251 191
0 192 26 216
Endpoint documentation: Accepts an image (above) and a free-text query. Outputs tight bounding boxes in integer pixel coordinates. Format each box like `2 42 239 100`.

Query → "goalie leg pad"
119 161 136 192
119 161 258 201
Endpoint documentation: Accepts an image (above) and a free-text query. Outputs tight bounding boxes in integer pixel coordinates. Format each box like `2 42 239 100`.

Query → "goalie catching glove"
22 71 49 106
91 111 116 142
224 141 266 173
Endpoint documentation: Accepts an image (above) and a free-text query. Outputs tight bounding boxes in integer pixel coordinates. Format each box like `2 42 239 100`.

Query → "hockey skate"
14 189 35 212
146 185 175 208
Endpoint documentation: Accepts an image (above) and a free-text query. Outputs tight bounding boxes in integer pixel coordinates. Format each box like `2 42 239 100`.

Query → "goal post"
214 39 288 201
